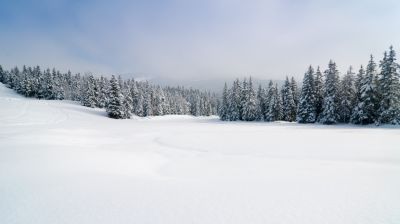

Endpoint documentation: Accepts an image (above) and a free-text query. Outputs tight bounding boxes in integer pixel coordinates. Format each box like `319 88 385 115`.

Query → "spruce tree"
152 86 165 116
281 76 296 121
227 79 241 121
297 66 316 123
290 76 299 107
98 76 109 108
264 81 274 121
242 77 258 121
54 70 65 100
266 84 283 121
257 84 267 121
351 55 378 124
42 68 54 99
130 81 140 115
82 74 97 108
240 79 248 120
136 90 145 117
314 66 324 120
219 83 229 121
21 66 33 97
338 66 355 123
106 75 125 119
143 82 153 116
378 46 400 124
354 65 365 105
121 82 133 119
320 60 340 124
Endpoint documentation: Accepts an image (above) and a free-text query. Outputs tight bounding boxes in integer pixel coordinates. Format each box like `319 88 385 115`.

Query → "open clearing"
1 83 400 224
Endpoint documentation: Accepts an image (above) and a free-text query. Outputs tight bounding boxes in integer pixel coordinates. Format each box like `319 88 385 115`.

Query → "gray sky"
1 0 400 81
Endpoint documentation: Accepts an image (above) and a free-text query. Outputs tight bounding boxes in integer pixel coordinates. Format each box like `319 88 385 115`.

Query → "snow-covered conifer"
281 76 296 121
82 74 97 108
227 79 241 121
338 66 355 123
290 76 299 107
241 77 259 121
121 82 133 119
314 67 324 120
257 84 267 121
152 86 165 116
219 83 229 121
106 75 125 119
266 83 283 121
320 60 340 124
143 82 153 116
98 76 109 108
377 46 400 124
297 66 316 123
351 56 378 124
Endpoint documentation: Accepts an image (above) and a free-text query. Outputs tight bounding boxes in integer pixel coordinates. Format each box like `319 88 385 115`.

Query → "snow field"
1 83 400 224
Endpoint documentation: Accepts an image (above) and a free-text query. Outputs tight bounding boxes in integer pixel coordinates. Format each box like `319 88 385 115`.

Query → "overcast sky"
1 0 400 80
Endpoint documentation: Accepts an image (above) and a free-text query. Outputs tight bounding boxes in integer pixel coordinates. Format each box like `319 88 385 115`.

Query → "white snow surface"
0 83 400 224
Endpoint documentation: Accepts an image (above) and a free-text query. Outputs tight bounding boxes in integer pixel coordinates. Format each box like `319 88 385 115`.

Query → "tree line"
1 45 399 124
0 66 218 119
219 46 400 125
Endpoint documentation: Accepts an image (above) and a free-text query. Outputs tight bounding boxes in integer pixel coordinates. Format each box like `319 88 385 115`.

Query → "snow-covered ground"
1 83 400 224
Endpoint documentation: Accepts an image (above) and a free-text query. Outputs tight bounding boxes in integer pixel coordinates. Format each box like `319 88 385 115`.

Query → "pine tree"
264 81 274 121
241 77 258 121
152 86 165 116
98 76 109 108
377 46 400 124
290 76 299 107
43 68 55 99
62 70 73 100
53 70 65 100
82 74 97 108
11 67 22 90
354 65 365 105
281 76 296 121
71 74 82 101
338 66 355 123
136 90 145 117
21 66 33 97
143 82 153 116
227 79 241 121
257 84 267 121
240 79 248 120
219 83 229 121
266 84 283 121
121 82 133 119
130 81 140 115
189 91 201 116
351 55 378 124
106 75 125 119
297 66 316 123
314 66 324 120
320 60 340 124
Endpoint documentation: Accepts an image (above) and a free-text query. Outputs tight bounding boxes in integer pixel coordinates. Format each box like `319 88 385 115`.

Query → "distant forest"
0 66 218 119
1 45 399 125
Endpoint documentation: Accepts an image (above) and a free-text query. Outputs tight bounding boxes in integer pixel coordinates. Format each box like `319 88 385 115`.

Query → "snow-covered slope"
0 83 399 224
